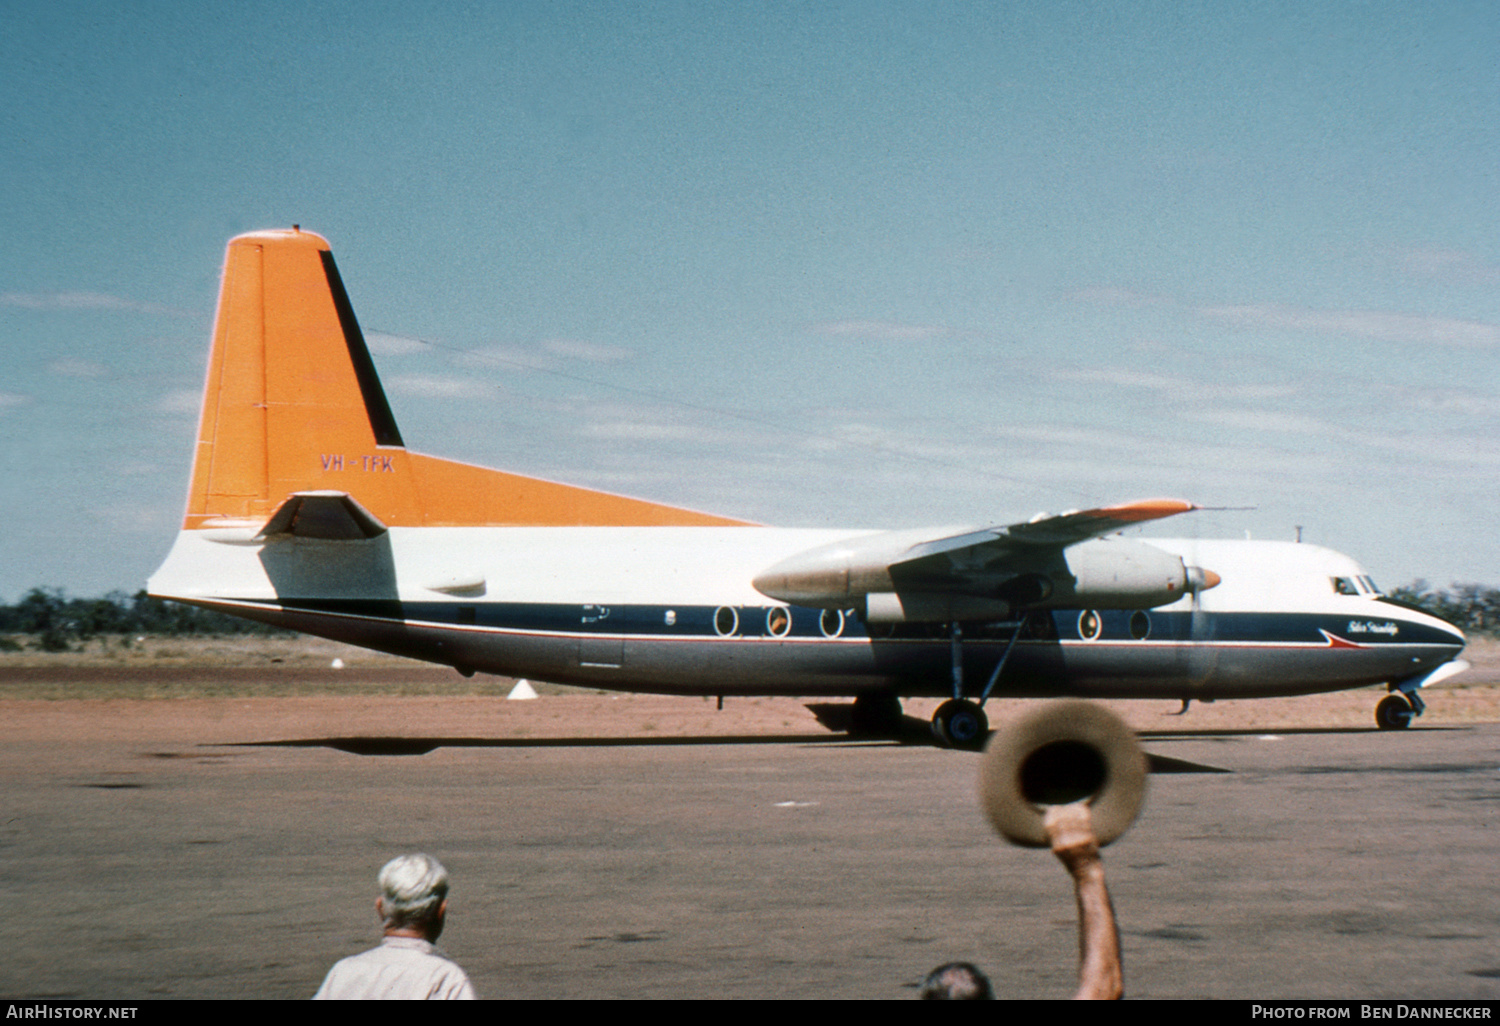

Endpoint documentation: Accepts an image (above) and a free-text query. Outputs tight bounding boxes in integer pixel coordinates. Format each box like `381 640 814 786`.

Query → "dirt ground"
2 636 1498 999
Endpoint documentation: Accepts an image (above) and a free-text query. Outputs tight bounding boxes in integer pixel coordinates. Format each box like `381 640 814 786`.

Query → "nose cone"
1409 612 1468 668
1419 611 1466 651
1381 597 1467 651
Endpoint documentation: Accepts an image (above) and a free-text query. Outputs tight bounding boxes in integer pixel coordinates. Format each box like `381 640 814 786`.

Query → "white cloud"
1389 247 1500 284
91 502 177 531
1051 367 1299 404
386 374 498 400
0 392 30 411
1055 368 1187 393
1200 304 1500 348
0 291 187 316
157 389 203 416
580 420 703 442
811 320 948 341
364 331 432 356
543 338 631 363
48 358 109 378
1181 407 1337 436
1069 286 1171 307
452 344 546 372
570 400 742 447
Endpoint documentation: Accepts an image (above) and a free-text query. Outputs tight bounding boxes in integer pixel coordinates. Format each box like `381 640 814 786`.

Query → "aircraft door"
577 604 625 669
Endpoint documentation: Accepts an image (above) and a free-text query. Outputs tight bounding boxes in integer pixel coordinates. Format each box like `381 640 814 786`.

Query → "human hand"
1045 802 1101 876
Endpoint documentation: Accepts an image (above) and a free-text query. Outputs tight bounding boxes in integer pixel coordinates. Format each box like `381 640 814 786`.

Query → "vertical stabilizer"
184 229 749 529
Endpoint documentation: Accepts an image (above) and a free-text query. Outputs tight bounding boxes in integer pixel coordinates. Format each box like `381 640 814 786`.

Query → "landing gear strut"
927 619 1024 749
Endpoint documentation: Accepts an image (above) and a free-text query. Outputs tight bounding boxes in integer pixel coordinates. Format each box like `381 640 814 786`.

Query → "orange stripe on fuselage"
183 228 750 530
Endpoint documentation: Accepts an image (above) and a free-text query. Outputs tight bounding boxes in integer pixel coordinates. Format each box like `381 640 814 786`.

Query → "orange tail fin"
185 228 749 530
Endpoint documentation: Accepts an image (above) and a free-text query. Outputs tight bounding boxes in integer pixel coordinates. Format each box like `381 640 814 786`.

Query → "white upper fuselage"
152 527 1394 612
152 525 866 607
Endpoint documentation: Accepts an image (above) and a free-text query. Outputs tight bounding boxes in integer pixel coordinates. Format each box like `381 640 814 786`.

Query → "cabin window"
820 609 846 638
766 607 791 637
1129 610 1150 640
1077 610 1102 641
1021 614 1060 641
714 606 740 637
664 609 677 626
1332 577 1360 596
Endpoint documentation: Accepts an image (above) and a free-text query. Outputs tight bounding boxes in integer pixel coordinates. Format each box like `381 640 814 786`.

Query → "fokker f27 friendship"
149 229 1468 745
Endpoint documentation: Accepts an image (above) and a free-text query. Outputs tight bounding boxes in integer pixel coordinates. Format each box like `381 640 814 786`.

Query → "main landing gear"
931 698 988 748
926 618 1026 750
845 694 992 747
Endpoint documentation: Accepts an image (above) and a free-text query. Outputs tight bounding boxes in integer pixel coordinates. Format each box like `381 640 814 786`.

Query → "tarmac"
1 690 1498 1000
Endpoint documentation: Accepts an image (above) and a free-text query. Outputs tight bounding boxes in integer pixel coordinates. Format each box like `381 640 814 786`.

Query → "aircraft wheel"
931 699 989 749
1375 694 1414 731
849 694 904 737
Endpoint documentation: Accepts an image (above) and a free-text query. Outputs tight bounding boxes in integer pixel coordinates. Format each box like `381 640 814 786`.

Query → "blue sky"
2 1 1497 600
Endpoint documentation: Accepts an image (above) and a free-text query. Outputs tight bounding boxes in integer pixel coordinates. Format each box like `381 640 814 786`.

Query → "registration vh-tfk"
148 229 1468 745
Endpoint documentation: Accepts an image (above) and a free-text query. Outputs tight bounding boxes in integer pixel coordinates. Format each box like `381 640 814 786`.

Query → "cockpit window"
1332 576 1382 597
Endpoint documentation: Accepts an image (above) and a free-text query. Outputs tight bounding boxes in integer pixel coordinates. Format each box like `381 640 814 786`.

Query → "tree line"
1 582 1495 654
1385 582 1500 637
0 588 293 651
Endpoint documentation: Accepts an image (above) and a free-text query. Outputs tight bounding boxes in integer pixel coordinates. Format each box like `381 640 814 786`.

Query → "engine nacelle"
1043 537 1193 610
753 532 1198 621
751 528 951 609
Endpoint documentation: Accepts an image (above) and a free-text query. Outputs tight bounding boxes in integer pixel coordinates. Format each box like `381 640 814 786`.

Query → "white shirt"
314 936 477 1000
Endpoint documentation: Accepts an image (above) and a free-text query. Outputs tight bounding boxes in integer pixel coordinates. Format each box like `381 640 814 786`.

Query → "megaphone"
978 700 1147 848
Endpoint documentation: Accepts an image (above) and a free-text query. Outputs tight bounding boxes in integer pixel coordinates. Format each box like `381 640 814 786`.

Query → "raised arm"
1044 803 1123 1000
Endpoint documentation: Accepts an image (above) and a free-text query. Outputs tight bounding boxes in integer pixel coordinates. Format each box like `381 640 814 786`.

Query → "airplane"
148 228 1469 746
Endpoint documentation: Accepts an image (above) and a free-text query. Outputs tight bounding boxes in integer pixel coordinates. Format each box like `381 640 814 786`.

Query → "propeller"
1182 563 1221 693
1167 505 1242 711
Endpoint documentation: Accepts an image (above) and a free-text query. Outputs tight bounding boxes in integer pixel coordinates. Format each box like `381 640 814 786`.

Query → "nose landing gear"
1374 693 1415 730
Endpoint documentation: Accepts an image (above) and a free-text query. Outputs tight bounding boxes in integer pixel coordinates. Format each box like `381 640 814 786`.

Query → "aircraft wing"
753 498 1206 618
893 498 1199 579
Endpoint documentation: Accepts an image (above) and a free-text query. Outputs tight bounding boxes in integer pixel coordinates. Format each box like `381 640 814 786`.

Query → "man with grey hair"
314 853 477 1000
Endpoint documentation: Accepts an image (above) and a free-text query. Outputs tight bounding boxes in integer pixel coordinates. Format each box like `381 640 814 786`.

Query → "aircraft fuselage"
150 527 1464 702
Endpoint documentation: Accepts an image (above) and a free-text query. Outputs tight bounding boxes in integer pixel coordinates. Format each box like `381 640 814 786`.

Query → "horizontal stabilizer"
259 491 388 540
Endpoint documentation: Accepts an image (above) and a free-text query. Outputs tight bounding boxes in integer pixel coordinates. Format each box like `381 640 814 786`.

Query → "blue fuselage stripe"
235 598 1461 647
